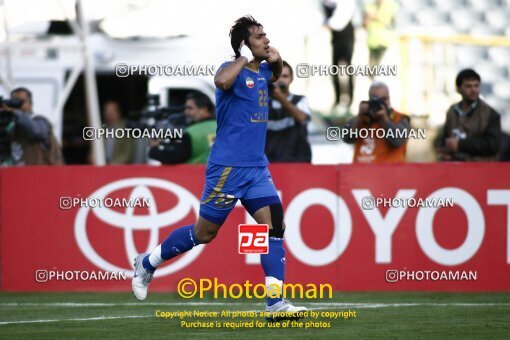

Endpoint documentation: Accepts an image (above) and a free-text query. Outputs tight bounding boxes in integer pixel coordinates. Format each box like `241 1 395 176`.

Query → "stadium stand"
394 0 510 130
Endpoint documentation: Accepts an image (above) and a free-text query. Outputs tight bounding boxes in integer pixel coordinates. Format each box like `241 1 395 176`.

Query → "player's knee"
198 230 217 244
268 204 285 238
194 220 222 244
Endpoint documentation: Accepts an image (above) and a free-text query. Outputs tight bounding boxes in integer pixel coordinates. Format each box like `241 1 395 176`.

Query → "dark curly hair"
229 15 263 59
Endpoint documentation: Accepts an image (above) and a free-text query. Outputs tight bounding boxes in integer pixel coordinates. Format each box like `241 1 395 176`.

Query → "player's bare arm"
214 54 249 90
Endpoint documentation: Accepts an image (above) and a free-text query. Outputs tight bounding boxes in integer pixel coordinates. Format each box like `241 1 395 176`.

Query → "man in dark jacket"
438 69 501 161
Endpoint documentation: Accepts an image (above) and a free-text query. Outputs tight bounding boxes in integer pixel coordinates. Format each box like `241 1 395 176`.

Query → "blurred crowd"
1 0 508 166
1 65 506 167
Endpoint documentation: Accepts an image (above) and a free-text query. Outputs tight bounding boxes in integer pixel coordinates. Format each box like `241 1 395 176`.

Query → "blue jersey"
208 61 273 167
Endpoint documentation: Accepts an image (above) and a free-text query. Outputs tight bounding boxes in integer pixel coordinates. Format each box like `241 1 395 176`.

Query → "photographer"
342 81 410 163
148 92 216 164
266 61 312 163
1 87 63 166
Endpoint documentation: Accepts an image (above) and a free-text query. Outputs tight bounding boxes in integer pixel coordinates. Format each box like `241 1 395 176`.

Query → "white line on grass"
1 302 509 326
0 315 151 325
1 302 509 308
308 302 510 308
0 302 242 307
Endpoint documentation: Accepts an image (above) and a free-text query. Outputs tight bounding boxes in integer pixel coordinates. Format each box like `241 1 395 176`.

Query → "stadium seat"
450 10 484 33
415 9 449 27
466 0 499 11
396 11 417 27
402 0 430 12
469 23 504 36
488 47 510 67
469 25 503 36
455 46 487 67
484 10 509 32
430 0 466 12
492 83 510 100
475 63 507 84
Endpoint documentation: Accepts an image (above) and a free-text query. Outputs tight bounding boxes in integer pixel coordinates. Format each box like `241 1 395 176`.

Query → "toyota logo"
74 178 204 278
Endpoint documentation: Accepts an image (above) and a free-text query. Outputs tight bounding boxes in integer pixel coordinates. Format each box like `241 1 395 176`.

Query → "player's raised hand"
267 46 280 63
239 40 254 62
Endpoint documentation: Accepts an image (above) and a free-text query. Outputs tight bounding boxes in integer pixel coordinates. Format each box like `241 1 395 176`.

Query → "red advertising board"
0 164 509 291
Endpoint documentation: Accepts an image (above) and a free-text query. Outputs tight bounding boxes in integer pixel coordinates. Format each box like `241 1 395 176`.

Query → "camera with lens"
268 82 286 96
0 95 23 121
128 94 188 133
361 97 388 125
1 96 23 110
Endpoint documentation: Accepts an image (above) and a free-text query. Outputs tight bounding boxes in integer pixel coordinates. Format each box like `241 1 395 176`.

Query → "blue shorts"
199 164 281 225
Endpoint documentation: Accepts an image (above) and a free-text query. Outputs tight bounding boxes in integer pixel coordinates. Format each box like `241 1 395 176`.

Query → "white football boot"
265 299 307 322
132 253 153 301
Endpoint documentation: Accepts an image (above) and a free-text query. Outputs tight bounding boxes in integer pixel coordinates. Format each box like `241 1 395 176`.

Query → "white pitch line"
306 302 510 308
0 315 151 326
1 302 509 326
1 302 509 308
0 302 256 307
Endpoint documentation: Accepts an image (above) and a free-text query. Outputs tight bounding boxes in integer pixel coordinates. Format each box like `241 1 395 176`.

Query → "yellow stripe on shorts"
201 166 233 204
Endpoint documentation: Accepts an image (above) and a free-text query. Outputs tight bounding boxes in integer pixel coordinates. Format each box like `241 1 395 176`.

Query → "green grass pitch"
0 292 509 339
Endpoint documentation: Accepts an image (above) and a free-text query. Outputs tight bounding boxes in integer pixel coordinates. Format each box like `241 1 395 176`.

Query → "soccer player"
132 15 306 320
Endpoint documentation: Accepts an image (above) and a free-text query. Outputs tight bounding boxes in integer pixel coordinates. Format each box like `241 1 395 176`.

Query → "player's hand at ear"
267 46 280 63
239 40 254 63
